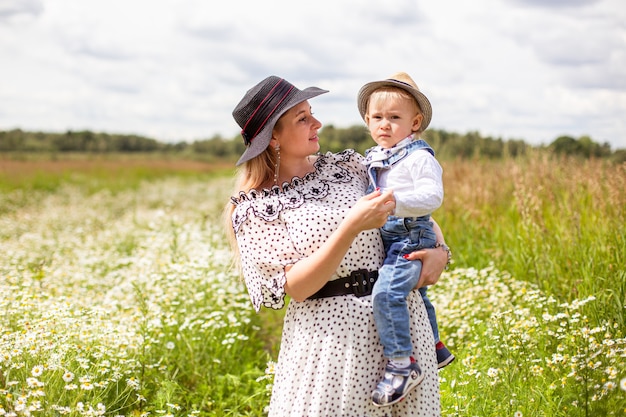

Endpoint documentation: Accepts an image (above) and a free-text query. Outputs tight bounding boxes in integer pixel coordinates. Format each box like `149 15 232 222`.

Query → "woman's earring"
273 144 281 186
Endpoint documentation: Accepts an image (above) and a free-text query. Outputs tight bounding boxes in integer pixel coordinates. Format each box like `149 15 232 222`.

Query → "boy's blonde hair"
366 87 421 115
365 87 423 133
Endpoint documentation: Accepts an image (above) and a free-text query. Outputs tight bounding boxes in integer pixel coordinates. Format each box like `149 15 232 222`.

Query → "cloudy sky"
1 0 625 149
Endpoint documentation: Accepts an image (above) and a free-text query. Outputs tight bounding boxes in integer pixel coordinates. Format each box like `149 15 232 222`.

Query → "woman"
224 75 448 416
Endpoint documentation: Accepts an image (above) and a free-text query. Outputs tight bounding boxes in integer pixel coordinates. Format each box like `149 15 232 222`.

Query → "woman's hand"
284 188 395 302
406 245 448 288
343 188 395 234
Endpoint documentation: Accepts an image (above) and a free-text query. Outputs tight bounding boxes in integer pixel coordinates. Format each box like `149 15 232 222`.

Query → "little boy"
358 72 454 407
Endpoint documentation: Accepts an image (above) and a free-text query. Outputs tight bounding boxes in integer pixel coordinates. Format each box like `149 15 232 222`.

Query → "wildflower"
52 406 71 415
31 389 45 397
551 353 564 363
28 400 42 411
530 365 543 376
13 397 26 412
606 366 617 379
62 371 74 382
31 365 44 377
165 341 175 350
620 378 626 391
26 377 43 388
514 412 523 417
127 377 140 390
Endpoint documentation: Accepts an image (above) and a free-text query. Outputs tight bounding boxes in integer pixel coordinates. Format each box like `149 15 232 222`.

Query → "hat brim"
357 80 432 132
236 86 328 166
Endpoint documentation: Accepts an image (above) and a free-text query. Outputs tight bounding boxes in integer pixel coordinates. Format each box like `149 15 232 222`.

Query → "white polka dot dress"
231 150 441 416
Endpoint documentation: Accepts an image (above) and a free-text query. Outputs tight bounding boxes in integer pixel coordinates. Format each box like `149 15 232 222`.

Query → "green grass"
436 154 625 325
0 154 232 192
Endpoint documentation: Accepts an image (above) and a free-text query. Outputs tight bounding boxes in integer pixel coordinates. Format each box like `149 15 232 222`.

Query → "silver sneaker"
372 359 424 407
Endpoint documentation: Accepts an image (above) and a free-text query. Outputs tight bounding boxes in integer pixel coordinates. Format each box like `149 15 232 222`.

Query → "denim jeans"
372 215 439 359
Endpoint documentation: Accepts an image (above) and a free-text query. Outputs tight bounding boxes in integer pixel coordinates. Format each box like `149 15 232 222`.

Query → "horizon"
1 0 624 149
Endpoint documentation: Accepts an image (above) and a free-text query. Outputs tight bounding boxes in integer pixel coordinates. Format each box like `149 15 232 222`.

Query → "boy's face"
365 94 422 149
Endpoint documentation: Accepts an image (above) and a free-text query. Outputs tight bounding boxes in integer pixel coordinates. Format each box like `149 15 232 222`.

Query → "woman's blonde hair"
223 145 279 271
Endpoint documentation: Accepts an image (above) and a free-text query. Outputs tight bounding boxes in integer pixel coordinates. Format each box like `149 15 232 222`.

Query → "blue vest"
364 139 435 190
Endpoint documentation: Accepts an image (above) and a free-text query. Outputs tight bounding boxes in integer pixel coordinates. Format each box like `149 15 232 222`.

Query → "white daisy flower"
31 365 44 377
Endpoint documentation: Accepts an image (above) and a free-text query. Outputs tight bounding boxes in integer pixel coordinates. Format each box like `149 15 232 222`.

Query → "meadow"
0 153 624 416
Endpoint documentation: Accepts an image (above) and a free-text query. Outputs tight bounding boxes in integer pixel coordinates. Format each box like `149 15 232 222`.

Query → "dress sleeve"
234 208 302 312
231 150 364 312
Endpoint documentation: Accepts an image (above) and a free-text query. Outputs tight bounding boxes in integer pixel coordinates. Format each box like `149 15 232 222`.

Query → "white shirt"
377 148 444 218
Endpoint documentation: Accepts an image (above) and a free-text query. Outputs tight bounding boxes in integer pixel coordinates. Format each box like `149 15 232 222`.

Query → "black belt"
308 269 378 300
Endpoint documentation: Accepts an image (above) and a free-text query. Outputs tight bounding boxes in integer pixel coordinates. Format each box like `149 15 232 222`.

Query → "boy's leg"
371 249 425 406
372 254 419 360
418 286 455 368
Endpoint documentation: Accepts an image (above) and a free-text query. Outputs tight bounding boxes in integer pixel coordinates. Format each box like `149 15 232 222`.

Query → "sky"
1 0 625 149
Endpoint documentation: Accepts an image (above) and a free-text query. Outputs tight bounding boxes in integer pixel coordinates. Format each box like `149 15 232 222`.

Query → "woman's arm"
405 217 449 288
284 189 395 302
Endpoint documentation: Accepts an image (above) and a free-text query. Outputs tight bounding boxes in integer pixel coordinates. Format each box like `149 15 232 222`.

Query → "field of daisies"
1 156 624 416
1 174 271 416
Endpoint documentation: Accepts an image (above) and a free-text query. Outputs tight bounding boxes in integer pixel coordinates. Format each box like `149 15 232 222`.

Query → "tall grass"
437 153 625 323
0 153 624 416
432 153 626 416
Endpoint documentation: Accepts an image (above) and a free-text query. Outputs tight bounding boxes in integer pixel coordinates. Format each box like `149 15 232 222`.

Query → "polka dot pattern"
231 150 441 416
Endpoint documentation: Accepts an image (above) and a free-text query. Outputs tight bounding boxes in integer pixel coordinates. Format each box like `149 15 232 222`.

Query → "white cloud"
0 0 624 148
0 0 43 19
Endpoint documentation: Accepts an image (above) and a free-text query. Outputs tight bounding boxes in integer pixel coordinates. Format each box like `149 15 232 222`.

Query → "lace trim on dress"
230 150 356 233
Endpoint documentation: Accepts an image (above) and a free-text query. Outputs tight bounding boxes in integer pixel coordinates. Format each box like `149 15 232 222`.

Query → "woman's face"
272 101 322 158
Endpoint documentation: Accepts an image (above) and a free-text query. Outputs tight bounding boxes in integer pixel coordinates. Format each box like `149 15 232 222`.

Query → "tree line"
1 127 624 163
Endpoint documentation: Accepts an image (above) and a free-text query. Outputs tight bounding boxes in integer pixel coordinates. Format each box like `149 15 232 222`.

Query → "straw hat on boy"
357 72 432 133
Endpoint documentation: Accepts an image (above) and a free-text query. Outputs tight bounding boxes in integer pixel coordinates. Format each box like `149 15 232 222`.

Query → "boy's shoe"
372 357 424 407
436 341 455 369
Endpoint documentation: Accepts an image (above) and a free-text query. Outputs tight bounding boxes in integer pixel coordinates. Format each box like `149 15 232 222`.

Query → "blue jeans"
372 215 439 359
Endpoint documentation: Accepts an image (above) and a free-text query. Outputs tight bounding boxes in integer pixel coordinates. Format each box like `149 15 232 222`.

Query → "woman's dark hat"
233 76 328 166
357 72 432 132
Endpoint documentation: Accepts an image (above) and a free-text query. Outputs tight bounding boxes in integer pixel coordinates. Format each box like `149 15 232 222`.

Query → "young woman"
224 75 448 416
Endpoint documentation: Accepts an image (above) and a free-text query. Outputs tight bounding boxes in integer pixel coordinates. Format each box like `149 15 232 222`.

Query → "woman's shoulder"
320 148 362 163
231 149 362 202
229 149 364 231
312 149 365 177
